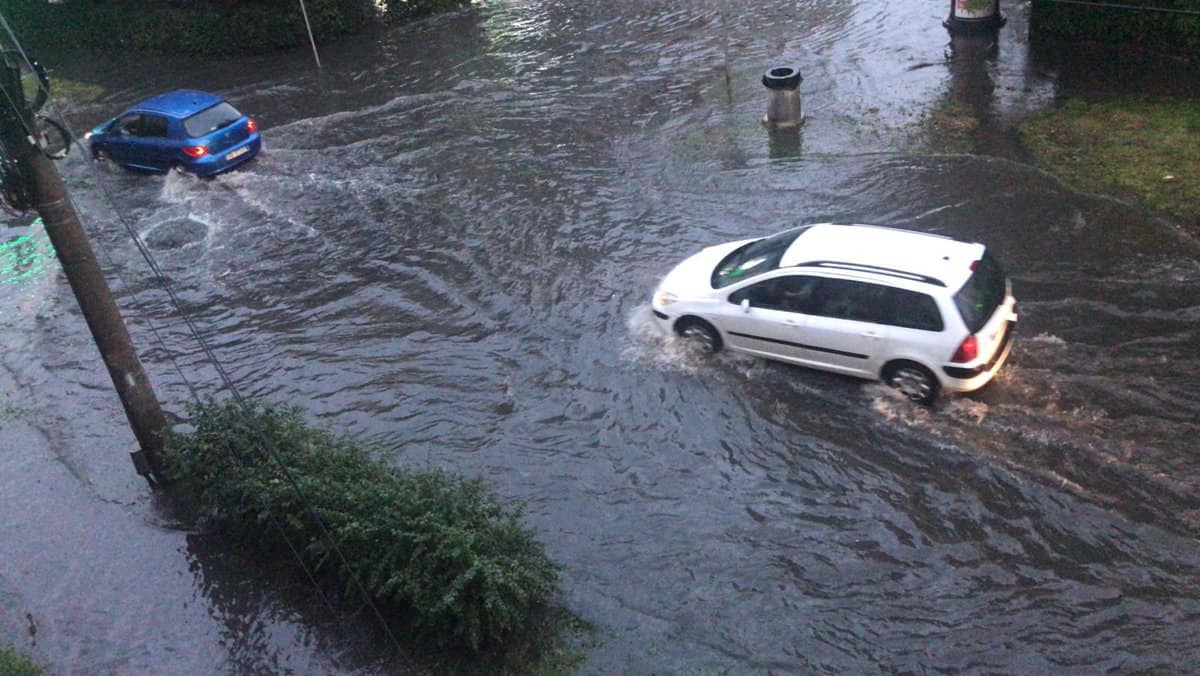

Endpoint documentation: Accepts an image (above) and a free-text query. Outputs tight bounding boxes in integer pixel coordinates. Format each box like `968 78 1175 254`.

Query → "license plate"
225 146 248 161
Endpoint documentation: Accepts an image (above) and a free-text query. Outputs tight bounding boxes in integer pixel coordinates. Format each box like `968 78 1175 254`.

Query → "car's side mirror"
740 298 750 313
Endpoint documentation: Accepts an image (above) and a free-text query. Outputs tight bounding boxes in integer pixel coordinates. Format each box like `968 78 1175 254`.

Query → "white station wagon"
650 223 1017 403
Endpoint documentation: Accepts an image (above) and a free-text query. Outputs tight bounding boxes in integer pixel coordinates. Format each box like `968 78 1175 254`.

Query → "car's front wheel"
675 317 722 354
884 361 940 405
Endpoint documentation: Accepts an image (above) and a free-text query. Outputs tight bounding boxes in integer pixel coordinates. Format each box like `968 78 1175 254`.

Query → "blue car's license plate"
225 146 248 161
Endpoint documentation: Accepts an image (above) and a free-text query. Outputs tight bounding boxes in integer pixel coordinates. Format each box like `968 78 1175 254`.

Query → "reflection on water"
2 0 1199 672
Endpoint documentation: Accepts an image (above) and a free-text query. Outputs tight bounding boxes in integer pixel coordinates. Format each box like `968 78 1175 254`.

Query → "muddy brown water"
2 1 1199 672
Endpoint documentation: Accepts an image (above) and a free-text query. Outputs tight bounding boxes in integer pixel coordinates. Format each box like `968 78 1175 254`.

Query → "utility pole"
1 49 169 485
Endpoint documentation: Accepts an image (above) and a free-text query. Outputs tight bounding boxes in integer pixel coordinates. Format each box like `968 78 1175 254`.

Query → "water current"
2 0 1199 672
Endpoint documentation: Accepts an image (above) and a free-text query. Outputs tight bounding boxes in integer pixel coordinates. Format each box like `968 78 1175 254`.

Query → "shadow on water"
1029 37 1200 100
184 532 416 674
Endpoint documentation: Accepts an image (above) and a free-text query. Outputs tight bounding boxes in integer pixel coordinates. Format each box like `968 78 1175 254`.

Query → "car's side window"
141 115 169 138
884 288 944 331
807 279 891 323
729 280 780 309
729 275 817 313
116 114 144 136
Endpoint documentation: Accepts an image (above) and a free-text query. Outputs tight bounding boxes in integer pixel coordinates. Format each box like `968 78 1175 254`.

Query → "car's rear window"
711 226 808 288
953 249 1007 332
183 102 243 137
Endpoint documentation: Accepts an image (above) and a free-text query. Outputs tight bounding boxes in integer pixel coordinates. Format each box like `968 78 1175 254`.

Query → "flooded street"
3 0 1199 672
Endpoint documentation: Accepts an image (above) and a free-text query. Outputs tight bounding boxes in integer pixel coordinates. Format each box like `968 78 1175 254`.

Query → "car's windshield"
183 102 243 137
953 249 1007 332
711 226 808 288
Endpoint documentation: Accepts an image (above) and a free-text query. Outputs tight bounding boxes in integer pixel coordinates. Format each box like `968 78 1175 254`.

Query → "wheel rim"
681 324 717 353
891 367 933 401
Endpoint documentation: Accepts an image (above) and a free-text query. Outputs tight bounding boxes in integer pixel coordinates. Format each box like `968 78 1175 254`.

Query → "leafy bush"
164 398 560 652
382 0 471 21
0 644 40 676
5 0 377 55
1031 0 1200 54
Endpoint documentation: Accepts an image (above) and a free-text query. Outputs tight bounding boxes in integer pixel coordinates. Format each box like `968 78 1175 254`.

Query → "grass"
0 391 29 425
1018 97 1200 231
0 644 41 675
921 96 980 154
50 78 106 105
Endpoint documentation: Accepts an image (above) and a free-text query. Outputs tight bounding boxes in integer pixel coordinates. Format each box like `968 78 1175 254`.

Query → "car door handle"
860 330 882 338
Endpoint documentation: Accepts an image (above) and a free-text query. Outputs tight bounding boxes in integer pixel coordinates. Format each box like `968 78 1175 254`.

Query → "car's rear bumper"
187 135 261 176
940 320 1015 393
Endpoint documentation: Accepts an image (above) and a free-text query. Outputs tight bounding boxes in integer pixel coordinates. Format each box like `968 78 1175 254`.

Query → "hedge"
164 398 559 652
1030 0 1200 54
3 0 468 55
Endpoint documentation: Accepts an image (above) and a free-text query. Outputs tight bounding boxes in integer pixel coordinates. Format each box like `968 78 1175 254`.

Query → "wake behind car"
650 223 1017 404
86 89 261 177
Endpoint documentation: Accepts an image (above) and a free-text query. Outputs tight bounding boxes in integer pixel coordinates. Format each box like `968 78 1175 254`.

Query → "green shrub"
382 0 471 21
1031 0 1200 54
0 644 40 676
164 398 559 652
4 0 377 55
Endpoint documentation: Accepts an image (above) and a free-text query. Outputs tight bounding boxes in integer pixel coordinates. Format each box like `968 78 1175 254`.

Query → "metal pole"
297 0 322 69
0 52 169 485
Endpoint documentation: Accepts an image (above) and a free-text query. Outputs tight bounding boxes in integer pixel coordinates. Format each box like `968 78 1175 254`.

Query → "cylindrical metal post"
762 66 804 129
944 0 1005 34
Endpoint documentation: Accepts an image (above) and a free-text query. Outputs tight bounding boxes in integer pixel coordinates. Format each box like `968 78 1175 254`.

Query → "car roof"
131 89 224 118
779 223 985 291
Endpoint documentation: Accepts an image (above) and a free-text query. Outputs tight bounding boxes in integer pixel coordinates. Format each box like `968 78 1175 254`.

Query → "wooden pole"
1 52 168 485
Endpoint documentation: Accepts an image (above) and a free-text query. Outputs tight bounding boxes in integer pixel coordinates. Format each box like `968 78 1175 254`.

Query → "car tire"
884 361 940 405
675 317 722 354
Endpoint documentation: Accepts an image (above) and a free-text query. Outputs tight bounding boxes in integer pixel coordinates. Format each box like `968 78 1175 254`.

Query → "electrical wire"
0 11 416 672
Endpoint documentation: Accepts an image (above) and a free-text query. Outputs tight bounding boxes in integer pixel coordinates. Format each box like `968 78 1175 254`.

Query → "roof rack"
791 261 947 287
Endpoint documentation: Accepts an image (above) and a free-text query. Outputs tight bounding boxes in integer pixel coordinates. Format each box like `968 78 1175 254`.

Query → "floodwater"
3 0 1199 672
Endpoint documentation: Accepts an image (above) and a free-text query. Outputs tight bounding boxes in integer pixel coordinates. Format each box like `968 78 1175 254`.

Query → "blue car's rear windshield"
183 102 244 137
711 226 808 288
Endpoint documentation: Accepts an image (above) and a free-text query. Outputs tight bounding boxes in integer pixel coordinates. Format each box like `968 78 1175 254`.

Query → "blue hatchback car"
86 89 261 177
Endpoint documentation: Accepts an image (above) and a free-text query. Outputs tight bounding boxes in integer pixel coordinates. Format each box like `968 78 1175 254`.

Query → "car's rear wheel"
884 361 939 405
675 317 722 354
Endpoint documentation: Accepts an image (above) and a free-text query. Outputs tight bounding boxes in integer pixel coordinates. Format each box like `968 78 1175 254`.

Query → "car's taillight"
951 334 978 363
247 118 257 133
182 145 208 158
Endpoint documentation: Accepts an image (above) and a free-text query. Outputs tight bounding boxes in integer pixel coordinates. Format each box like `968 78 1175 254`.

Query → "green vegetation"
381 0 469 22
1031 0 1200 55
3 0 469 56
164 398 560 655
1019 97 1200 230
5 0 371 55
920 97 980 154
0 644 40 676
46 79 105 105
